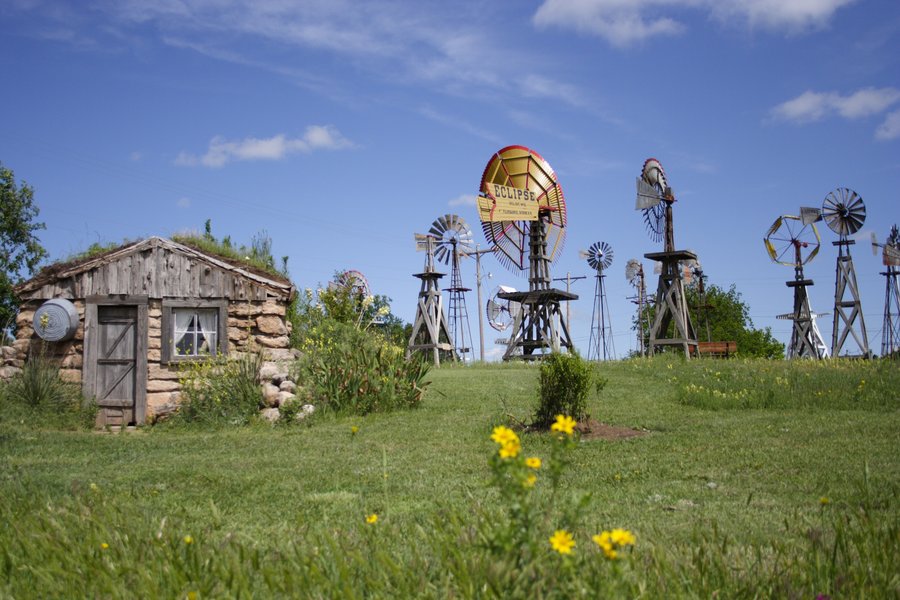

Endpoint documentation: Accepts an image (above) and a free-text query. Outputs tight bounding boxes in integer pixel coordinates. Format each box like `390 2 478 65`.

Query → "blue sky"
2 0 898 359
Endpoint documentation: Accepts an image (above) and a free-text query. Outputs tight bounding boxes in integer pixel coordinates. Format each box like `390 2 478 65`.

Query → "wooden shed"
11 237 296 427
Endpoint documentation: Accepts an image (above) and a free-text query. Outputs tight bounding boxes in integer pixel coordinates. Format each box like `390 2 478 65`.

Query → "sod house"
8 237 296 427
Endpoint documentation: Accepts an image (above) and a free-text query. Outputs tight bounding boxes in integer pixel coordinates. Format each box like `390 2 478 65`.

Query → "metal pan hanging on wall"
33 298 79 342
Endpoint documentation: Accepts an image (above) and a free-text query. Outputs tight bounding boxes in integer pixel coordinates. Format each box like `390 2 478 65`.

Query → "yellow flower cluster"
366 513 379 524
491 425 521 459
549 529 575 555
592 528 636 560
550 414 576 435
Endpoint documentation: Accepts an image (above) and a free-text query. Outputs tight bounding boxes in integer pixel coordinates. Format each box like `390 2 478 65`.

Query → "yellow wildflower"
187 592 199 600
366 513 378 524
491 425 519 446
351 425 359 435
100 543 109 550
549 529 575 555
524 473 537 488
525 457 542 469
593 528 635 560
183 535 193 545
550 414 577 435
819 496 830 506
498 439 521 459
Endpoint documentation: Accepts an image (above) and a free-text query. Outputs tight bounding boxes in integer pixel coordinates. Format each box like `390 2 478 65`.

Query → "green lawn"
1 358 898 598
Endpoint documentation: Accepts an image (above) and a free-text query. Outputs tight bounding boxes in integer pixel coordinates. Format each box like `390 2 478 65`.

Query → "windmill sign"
477 182 540 223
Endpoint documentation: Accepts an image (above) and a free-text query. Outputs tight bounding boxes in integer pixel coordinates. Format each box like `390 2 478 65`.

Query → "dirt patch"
576 419 649 441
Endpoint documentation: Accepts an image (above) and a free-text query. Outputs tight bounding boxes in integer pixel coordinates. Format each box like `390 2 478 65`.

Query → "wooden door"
94 306 138 426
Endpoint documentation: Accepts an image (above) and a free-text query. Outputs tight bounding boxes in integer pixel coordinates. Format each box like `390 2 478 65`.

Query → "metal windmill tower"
765 213 829 359
690 262 712 343
635 158 698 357
872 225 900 358
407 233 455 366
477 145 576 361
801 188 871 357
626 259 648 357
429 214 475 362
582 242 615 360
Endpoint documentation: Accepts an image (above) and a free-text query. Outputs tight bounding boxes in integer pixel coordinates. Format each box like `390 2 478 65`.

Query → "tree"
636 279 784 358
1 163 47 333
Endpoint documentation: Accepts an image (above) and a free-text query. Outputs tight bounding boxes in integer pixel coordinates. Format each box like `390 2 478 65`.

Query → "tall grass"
0 352 95 429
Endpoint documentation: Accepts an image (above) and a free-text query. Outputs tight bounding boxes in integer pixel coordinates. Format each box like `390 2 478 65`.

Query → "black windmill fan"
486 285 520 331
581 241 614 271
822 188 866 238
429 214 475 264
635 158 670 244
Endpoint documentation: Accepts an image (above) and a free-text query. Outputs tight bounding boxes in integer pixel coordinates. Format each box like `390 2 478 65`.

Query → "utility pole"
463 246 494 362
552 273 586 327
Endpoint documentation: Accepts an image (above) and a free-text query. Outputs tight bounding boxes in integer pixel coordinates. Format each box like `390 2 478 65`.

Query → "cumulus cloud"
448 194 478 207
532 0 857 47
770 87 900 126
175 125 355 168
876 110 900 141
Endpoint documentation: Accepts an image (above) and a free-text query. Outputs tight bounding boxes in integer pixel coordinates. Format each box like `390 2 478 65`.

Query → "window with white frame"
172 308 219 357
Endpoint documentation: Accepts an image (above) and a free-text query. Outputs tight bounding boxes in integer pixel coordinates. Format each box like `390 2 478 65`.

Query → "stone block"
148 307 162 318
276 391 296 407
260 407 280 423
230 303 262 317
60 354 83 369
15 311 34 327
255 335 289 349
259 362 280 381
147 379 180 393
148 364 180 381
263 348 300 361
260 301 286 316
59 369 81 383
228 317 253 328
148 336 161 350
148 349 161 362
261 383 280 407
0 365 22 380
256 315 287 336
279 380 297 394
228 327 250 342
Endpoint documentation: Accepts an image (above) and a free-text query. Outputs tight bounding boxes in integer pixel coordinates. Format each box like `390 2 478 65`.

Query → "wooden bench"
697 341 737 358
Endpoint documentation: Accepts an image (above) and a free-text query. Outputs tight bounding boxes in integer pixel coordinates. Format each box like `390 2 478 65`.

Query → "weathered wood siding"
18 244 284 302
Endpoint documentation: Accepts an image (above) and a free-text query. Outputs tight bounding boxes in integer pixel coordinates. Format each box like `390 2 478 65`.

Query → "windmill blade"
800 206 822 226
635 178 662 210
822 187 866 237
625 258 642 284
872 232 880 255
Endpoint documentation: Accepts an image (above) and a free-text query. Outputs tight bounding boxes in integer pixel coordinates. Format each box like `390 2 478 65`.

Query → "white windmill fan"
486 285 520 331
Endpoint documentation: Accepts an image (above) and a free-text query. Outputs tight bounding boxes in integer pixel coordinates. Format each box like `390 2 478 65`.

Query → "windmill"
626 258 648 356
334 269 370 298
635 158 698 357
407 233 455 366
581 242 615 360
477 145 577 360
486 285 521 332
429 214 475 362
801 188 871 357
872 224 900 358
765 213 829 359
689 261 712 343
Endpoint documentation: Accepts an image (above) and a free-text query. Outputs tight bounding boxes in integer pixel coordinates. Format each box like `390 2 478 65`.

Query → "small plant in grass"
297 320 429 415
0 350 96 429
174 351 264 426
533 352 606 429
485 414 636 571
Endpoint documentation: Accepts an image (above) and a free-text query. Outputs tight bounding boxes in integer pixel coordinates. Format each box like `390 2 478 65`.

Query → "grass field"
1 357 898 598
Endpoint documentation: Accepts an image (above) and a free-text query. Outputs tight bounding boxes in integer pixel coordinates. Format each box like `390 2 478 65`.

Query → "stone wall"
1 297 297 424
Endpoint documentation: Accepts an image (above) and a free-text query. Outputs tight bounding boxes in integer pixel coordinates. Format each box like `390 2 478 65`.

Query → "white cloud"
448 194 478 207
771 87 900 125
175 125 355 168
532 0 856 47
176 197 191 209
876 110 900 141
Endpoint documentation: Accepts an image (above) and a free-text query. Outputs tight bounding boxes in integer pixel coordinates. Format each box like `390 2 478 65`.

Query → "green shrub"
534 352 603 428
297 320 429 415
0 352 96 429
174 351 264 426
